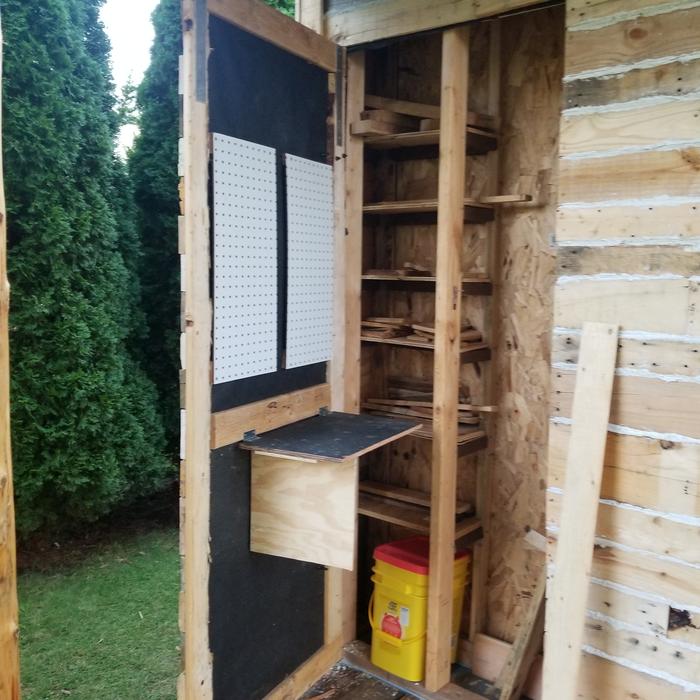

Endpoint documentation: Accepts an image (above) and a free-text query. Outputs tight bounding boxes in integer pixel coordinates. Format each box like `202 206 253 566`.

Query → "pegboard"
284 154 335 369
212 133 278 384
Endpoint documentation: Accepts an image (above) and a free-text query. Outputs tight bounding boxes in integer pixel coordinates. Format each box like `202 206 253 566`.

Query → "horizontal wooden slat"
552 332 700 377
326 0 535 46
556 245 700 276
548 535 700 607
586 582 669 633
560 98 700 156
576 651 691 700
565 57 700 109
548 490 700 565
559 148 700 203
583 615 700 685
552 368 700 439
565 6 700 77
556 202 700 242
207 0 336 73
566 0 689 28
554 277 696 334
211 383 330 448
549 422 700 516
359 481 473 514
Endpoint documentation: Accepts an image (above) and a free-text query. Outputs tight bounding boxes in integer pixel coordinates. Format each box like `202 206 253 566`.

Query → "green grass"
19 528 179 700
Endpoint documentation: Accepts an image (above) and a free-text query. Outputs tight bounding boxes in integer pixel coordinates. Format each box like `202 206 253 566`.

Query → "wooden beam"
180 1 213 698
343 51 365 414
210 383 330 448
294 0 324 34
0 12 20 699
326 0 539 47
495 571 546 700
543 322 618 700
425 26 470 693
208 0 336 73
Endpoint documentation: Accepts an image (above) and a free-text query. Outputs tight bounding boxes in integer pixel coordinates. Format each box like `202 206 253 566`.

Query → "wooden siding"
548 1 700 696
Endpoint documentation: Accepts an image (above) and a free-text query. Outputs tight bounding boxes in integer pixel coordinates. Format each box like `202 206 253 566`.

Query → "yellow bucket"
369 536 470 682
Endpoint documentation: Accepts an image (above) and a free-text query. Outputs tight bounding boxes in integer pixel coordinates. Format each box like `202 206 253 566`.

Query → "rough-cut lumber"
549 421 700 516
180 2 212 698
295 0 323 34
496 572 545 700
210 383 330 448
426 26 470 693
0 13 20 699
565 6 700 77
207 0 336 73
326 0 537 48
543 322 618 700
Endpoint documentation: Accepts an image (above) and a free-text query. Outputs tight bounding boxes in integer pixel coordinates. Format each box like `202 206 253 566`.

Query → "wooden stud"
294 0 324 35
180 1 213 698
210 383 330 448
425 26 470 693
495 571 546 700
0 13 20 700
207 0 336 73
543 322 618 700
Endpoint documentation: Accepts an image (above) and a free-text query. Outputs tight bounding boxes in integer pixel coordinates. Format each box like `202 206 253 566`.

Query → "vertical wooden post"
180 1 212 698
295 0 324 34
425 26 469 693
469 20 500 644
0 13 21 700
326 49 363 646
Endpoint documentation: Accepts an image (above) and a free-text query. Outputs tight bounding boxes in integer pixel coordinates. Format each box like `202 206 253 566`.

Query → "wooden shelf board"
363 198 491 215
364 126 497 156
361 275 492 295
240 411 421 462
360 480 473 515
361 336 491 359
358 492 481 540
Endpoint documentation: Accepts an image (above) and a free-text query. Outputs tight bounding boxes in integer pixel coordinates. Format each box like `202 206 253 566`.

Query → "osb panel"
486 5 563 643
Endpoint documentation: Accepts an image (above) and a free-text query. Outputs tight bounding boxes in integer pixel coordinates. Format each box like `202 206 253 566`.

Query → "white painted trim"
568 0 700 33
558 195 700 209
563 91 700 117
563 49 700 83
556 236 700 249
556 272 684 284
562 138 700 161
553 327 700 344
551 415 700 445
547 485 700 527
552 363 700 384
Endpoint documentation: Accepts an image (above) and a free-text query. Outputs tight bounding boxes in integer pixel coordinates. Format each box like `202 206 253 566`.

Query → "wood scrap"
361 108 420 130
351 119 399 137
420 117 440 131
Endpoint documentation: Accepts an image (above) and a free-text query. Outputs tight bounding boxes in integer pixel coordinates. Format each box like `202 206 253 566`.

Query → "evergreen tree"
4 0 171 533
129 0 181 451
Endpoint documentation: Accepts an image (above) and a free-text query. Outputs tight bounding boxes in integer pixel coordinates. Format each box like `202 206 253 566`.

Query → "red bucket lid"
374 536 469 575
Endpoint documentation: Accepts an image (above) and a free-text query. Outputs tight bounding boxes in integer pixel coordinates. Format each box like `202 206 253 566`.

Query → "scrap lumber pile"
362 376 496 442
361 316 484 350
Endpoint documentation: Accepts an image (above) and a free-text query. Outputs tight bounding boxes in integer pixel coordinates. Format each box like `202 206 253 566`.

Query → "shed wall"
549 1 700 696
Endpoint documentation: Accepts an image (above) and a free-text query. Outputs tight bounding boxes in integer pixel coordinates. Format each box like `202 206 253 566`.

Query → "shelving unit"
348 21 523 694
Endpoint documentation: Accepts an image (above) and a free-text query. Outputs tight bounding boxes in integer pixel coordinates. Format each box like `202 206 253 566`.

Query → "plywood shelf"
358 491 482 541
360 481 474 515
361 336 491 361
363 198 494 223
240 411 421 462
362 274 492 295
364 126 497 156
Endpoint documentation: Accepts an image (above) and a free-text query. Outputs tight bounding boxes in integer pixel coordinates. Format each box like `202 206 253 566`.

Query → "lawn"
19 528 179 700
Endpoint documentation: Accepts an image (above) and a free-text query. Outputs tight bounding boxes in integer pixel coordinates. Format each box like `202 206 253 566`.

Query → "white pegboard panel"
212 133 278 384
284 154 334 369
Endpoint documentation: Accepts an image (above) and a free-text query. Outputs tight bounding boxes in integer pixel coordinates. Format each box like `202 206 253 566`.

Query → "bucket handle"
368 592 426 647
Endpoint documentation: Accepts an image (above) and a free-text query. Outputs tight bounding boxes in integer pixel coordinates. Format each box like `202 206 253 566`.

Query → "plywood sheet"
212 133 277 383
250 453 357 570
241 411 420 462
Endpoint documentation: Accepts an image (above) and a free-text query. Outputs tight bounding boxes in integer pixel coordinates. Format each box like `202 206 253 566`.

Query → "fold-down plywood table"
241 412 421 570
